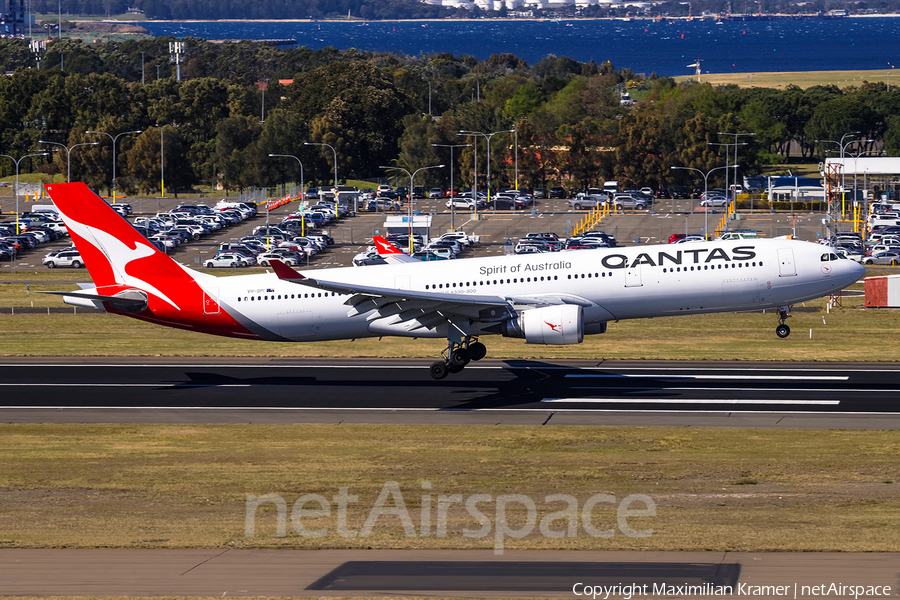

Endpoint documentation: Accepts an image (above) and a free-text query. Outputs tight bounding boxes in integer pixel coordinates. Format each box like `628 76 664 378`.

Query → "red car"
444 189 460 197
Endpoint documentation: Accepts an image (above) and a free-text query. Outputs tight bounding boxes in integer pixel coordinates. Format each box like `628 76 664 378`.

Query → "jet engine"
501 304 584 345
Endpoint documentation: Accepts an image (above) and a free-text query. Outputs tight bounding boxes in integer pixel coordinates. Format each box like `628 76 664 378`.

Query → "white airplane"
43 183 864 380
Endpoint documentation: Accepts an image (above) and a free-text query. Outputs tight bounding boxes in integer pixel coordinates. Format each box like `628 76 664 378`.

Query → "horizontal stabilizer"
39 290 149 313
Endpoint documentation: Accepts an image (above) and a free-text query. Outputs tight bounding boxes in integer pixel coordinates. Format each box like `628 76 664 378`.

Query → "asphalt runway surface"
2 358 899 428
2 549 898 597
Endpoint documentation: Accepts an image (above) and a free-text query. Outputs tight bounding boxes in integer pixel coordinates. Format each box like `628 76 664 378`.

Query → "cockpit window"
830 253 840 261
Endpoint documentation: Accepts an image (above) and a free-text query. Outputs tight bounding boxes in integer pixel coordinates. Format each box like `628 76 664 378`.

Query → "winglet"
373 235 402 255
270 258 306 281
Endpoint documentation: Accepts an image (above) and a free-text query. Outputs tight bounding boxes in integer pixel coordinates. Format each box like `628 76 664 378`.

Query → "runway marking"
542 398 841 405
0 383 252 387
566 374 849 381
570 386 860 392
0 363 895 374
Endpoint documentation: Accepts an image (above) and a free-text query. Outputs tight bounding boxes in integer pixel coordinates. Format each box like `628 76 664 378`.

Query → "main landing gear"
775 306 791 338
430 337 487 380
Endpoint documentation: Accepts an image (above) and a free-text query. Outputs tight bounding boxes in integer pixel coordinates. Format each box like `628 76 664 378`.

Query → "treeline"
30 0 899 20
1 36 898 196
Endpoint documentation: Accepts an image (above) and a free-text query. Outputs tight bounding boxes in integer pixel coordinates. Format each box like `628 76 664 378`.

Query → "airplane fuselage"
165 238 860 342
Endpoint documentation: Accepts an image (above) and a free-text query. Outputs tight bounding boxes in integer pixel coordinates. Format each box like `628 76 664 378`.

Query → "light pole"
847 149 880 233
0 152 50 234
380 164 444 255
513 127 518 190
38 140 99 183
269 153 305 235
432 143 470 231
85 129 142 204
715 131 754 198
670 164 738 239
817 133 874 220
459 129 513 210
159 125 165 197
304 142 337 189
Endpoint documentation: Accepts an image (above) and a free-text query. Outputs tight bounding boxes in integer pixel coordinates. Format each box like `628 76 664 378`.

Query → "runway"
1 548 897 597
2 358 899 428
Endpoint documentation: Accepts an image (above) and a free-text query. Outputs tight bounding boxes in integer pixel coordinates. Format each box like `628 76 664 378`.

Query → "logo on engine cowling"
545 321 561 332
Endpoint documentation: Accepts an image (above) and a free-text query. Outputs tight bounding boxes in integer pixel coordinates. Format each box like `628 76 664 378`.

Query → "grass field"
0 267 897 360
0 292 897 360
0 424 898 551
674 69 898 89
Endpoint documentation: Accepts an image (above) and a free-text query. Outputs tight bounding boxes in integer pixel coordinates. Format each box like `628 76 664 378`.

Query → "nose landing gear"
430 337 487 380
775 306 791 338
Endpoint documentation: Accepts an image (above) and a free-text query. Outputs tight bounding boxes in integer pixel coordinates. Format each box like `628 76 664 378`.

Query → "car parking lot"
0 191 847 275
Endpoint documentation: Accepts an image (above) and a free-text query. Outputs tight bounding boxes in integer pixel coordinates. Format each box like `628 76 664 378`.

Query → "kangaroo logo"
544 321 561 332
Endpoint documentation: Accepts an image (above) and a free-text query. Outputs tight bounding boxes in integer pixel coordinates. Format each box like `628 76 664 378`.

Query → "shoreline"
81 13 900 24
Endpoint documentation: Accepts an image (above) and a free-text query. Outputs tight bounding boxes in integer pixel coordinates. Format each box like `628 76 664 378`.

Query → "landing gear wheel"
450 348 470 366
776 324 791 338
448 363 465 374
430 361 449 380
468 342 487 361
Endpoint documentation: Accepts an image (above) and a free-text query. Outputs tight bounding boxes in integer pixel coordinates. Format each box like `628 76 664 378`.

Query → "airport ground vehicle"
43 183 866 380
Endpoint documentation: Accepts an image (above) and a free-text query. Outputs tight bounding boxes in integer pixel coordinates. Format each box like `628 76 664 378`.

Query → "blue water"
141 18 900 77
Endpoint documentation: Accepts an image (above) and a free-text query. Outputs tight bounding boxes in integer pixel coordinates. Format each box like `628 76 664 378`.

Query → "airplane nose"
849 260 866 283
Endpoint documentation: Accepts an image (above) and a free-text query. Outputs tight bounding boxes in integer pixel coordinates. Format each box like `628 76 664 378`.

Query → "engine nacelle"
501 304 584 345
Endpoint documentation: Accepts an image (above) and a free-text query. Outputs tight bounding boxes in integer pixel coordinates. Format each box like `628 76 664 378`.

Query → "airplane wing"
268 259 591 333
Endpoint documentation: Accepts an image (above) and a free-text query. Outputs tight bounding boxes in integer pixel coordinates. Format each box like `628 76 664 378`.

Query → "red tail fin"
45 183 194 310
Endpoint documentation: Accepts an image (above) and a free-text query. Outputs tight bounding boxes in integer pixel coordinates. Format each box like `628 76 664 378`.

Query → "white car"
446 198 478 210
699 196 728 207
429 188 443 199
205 252 255 268
42 249 83 268
257 250 303 267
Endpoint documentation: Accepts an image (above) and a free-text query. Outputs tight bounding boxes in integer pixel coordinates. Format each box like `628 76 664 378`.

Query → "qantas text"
478 246 757 278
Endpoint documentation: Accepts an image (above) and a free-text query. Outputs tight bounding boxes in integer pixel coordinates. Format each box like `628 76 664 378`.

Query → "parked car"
863 250 900 265
205 251 255 268
548 187 568 199
670 186 692 199
446 198 479 210
257 248 304 267
42 249 83 268
569 193 605 210
609 194 650 210
429 188 443 199
352 250 387 267
699 196 728 207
